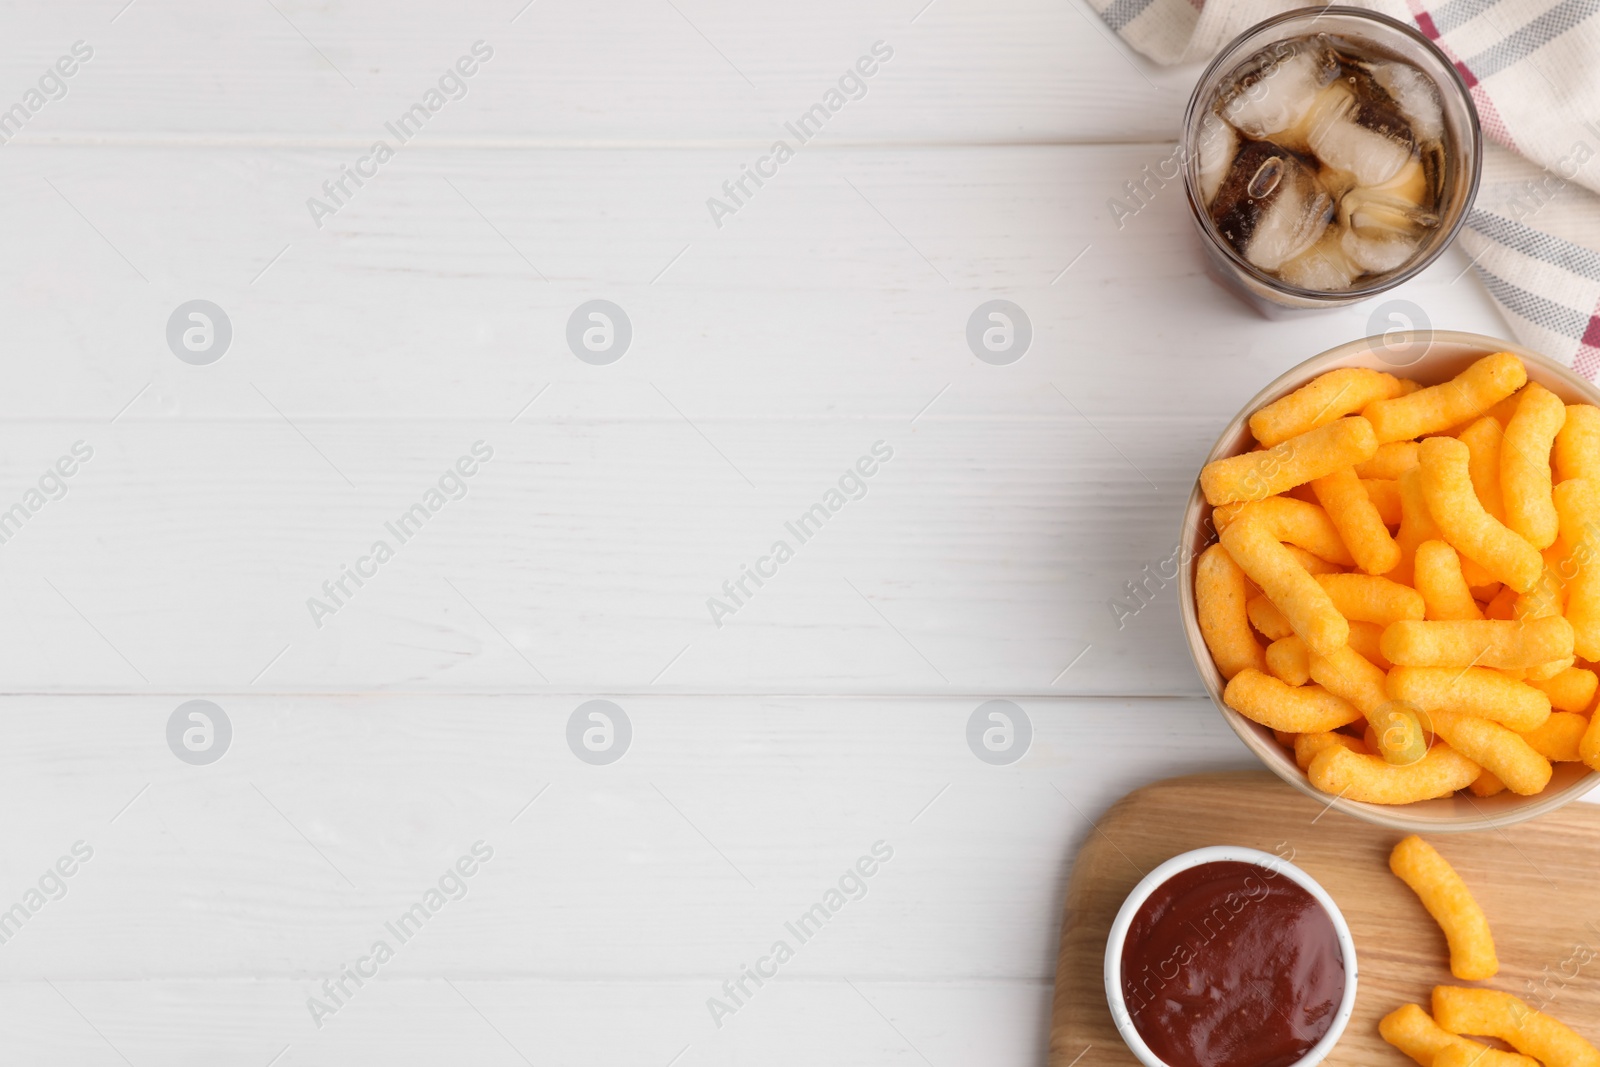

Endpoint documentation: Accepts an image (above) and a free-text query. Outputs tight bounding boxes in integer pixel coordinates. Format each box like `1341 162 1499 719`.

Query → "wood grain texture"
1050 772 1600 1067
0 142 1509 695
0 977 1053 1066
0 0 1193 144
0 0 1563 1061
0 144 1508 423
0 695 1258 981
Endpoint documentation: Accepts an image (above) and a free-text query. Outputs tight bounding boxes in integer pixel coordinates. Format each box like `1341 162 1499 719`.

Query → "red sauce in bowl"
1119 860 1344 1067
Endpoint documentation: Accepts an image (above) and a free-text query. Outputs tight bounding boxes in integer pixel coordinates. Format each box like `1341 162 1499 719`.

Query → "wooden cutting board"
1050 771 1600 1067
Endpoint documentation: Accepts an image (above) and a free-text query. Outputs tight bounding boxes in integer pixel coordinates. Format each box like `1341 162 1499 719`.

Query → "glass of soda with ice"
1182 8 1480 312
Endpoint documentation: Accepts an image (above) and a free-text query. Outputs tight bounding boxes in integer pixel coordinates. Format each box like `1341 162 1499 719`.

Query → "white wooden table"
0 2 1580 1063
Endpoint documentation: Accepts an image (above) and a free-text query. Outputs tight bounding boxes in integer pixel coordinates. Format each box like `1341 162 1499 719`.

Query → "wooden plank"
1051 772 1600 1067
0 144 1510 693
0 416 1234 694
0 977 1050 1065
1 0 1192 145
0 145 1508 422
0 695 1259 979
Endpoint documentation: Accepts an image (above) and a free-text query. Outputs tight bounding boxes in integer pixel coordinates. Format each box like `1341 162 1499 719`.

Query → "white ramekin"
1103 845 1359 1067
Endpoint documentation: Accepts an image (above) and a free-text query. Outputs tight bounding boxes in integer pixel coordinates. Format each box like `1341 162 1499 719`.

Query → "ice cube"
1371 156 1427 203
1242 169 1334 272
1196 112 1238 205
1220 45 1336 138
1319 168 1360 209
1210 140 1334 272
1340 225 1420 274
1280 227 1360 291
1339 159 1437 238
1302 81 1414 187
1339 158 1431 276
1369 61 1444 144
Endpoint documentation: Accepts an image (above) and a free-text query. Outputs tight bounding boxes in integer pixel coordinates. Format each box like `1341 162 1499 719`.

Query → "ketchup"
1119 860 1344 1067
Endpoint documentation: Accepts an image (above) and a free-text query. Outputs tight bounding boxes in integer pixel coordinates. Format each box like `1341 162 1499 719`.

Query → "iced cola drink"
1183 9 1480 311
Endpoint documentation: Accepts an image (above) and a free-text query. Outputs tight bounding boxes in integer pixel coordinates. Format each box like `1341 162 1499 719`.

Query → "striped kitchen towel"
1095 0 1600 376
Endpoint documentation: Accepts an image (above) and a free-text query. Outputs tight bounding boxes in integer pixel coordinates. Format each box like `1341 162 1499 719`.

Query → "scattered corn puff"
1211 501 1245 531
1347 619 1392 669
1313 467 1400 574
1526 655 1576 682
1265 635 1311 686
1386 666 1551 732
1485 389 1525 428
1433 987 1600 1067
1521 711 1590 761
1356 440 1421 480
1468 768 1508 797
1363 353 1527 444
1460 553 1500 591
1250 367 1409 447
1202 417 1379 506
1222 508 1349 657
1485 584 1519 620
1459 416 1507 522
1286 482 1320 504
1381 617 1574 671
1308 744 1479 804
1429 707 1553 795
1294 730 1365 771
1501 382 1566 549
1224 670 1362 732
1380 1003 1538 1067
1435 1043 1544 1067
1419 436 1543 593
1582 710 1600 771
1223 496 1356 566
1285 544 1343 574
1245 594 1293 641
1389 466 1443 587
1215 499 1351 567
1517 566 1570 684
1415 541 1483 621
1371 702 1430 766
1308 643 1388 716
1317 572 1424 627
1555 403 1600 483
1195 544 1266 680
1530 666 1598 712
1364 477 1402 525
1363 721 1381 753
1389 835 1498 980
1554 479 1600 660
1515 566 1565 621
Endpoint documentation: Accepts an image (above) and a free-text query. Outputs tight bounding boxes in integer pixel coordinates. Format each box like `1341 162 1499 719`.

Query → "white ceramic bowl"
1103 846 1359 1067
1179 331 1599 831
